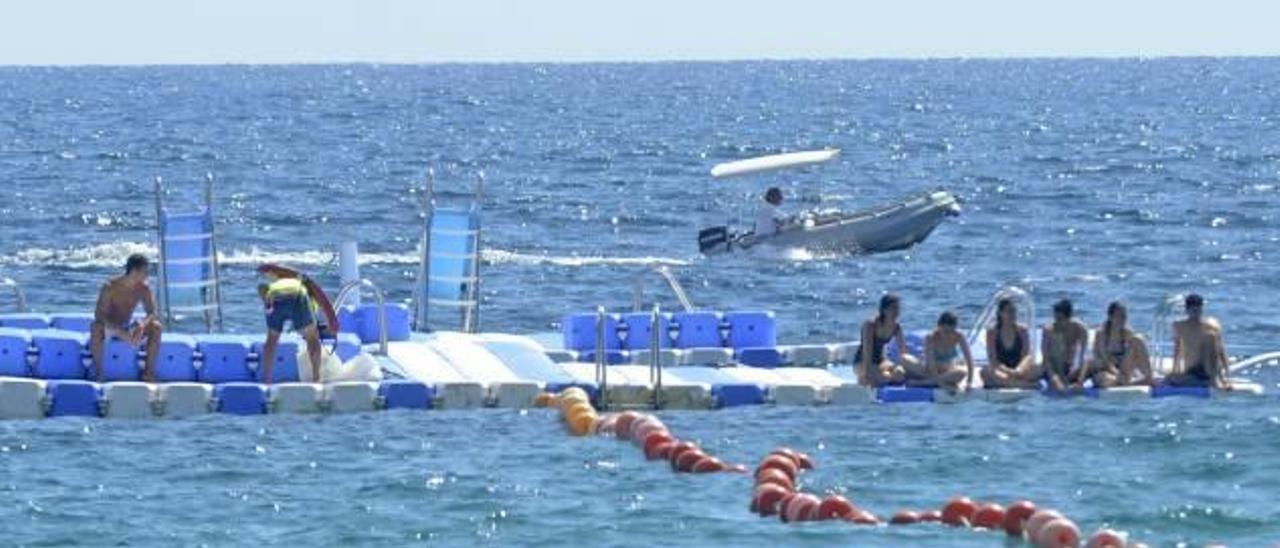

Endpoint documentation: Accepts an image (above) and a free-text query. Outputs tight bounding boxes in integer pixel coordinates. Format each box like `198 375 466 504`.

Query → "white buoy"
339 241 360 305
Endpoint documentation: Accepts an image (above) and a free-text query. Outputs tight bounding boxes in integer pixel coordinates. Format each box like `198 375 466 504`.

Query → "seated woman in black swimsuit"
856 294 918 387
980 298 1041 389
1087 301 1154 387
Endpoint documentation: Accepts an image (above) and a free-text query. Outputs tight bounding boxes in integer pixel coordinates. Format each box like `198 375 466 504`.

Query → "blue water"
2 59 1280 545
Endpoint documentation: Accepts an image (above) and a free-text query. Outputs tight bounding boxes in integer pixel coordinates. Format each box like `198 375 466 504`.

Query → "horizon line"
3 52 1279 68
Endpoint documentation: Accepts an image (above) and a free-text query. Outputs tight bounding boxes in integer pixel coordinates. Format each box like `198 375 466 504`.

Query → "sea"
1 59 1278 545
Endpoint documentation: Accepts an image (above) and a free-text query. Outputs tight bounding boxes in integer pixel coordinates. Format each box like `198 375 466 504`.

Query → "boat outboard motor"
698 226 732 254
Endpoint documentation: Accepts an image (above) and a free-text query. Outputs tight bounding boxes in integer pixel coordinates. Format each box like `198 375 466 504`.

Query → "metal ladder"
1 277 27 313
332 278 390 356
593 304 666 411
631 265 695 312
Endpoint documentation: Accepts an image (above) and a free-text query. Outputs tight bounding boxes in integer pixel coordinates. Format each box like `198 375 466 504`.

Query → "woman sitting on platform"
916 311 974 392
857 294 918 387
1088 301 1155 387
981 298 1040 389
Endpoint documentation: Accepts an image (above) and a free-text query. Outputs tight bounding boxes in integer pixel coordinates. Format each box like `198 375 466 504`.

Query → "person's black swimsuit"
995 328 1024 369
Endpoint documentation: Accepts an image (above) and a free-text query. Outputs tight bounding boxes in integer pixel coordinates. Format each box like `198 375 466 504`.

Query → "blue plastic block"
338 305 357 336
101 339 141 381
153 334 198 382
378 380 434 409
622 312 671 351
31 330 88 379
354 303 411 344
0 328 32 377
196 335 253 383
0 313 51 330
1152 385 1210 399
579 349 628 365
877 385 934 403
49 313 95 333
562 313 621 352
737 347 783 368
46 380 101 417
544 382 599 404
712 383 765 408
214 383 268 415
673 312 723 349
331 332 362 363
252 339 300 383
724 311 777 349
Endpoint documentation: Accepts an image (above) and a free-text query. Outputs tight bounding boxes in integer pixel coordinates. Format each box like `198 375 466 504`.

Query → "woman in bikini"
1088 301 1154 387
857 294 917 387
917 311 974 392
981 298 1040 389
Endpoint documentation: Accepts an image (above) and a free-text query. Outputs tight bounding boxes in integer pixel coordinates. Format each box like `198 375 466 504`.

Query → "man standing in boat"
753 187 788 237
90 254 163 382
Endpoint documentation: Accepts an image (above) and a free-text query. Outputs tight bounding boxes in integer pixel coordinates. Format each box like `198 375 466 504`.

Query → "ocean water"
1 59 1279 545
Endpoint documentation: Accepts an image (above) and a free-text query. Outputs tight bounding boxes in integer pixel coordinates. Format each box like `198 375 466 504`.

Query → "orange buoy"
754 468 795 492
1003 500 1037 537
567 409 597 436
972 503 1006 530
1025 510 1065 544
668 441 700 468
890 510 920 525
534 392 556 408
614 411 642 440
846 509 881 525
918 509 943 523
753 483 791 517
674 449 706 473
755 455 799 481
1085 529 1127 548
941 497 977 527
1038 517 1081 548
781 493 821 523
814 495 857 520
630 417 667 445
691 456 726 473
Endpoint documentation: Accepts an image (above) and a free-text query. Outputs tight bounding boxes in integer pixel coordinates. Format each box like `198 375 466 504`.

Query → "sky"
1 0 1277 65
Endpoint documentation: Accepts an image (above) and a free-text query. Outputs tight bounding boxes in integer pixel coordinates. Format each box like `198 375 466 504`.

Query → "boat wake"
0 242 691 270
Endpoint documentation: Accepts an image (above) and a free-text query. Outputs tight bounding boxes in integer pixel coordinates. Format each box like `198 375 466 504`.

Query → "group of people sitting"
855 293 1232 392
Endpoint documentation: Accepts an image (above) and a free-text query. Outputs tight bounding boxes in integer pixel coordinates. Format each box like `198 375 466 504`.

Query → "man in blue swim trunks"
258 277 323 383
90 254 163 382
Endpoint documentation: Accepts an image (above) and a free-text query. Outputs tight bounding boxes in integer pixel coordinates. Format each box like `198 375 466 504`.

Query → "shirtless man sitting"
1041 299 1090 393
1167 293 1231 390
90 254 163 382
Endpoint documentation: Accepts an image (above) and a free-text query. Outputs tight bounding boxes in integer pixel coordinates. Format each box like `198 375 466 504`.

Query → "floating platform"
0 308 1266 420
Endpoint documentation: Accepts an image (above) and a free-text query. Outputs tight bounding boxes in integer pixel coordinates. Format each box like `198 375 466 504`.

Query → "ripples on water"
1 59 1279 544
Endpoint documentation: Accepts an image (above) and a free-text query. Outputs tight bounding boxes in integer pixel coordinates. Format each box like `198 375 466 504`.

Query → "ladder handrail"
649 304 663 410
966 285 1035 350
1 277 27 313
334 278 389 356
631 265 695 313
594 306 609 411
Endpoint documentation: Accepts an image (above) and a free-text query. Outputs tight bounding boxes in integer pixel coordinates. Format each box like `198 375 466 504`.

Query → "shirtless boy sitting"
1041 299 1090 393
1167 293 1231 390
90 254 163 382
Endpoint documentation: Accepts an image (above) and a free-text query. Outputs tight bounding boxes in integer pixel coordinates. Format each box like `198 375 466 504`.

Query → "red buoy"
645 440 675 461
941 497 977 526
630 417 667 446
667 441 700 469
846 509 881 525
972 503 1006 530
781 493 821 523
674 449 706 473
813 495 857 520
1039 517 1081 548
755 455 799 481
691 456 726 473
1003 500 1037 537
753 484 791 517
614 411 642 440
642 431 674 455
890 510 920 525
1025 510 1066 544
1086 529 1127 548
918 509 943 522
754 468 795 492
